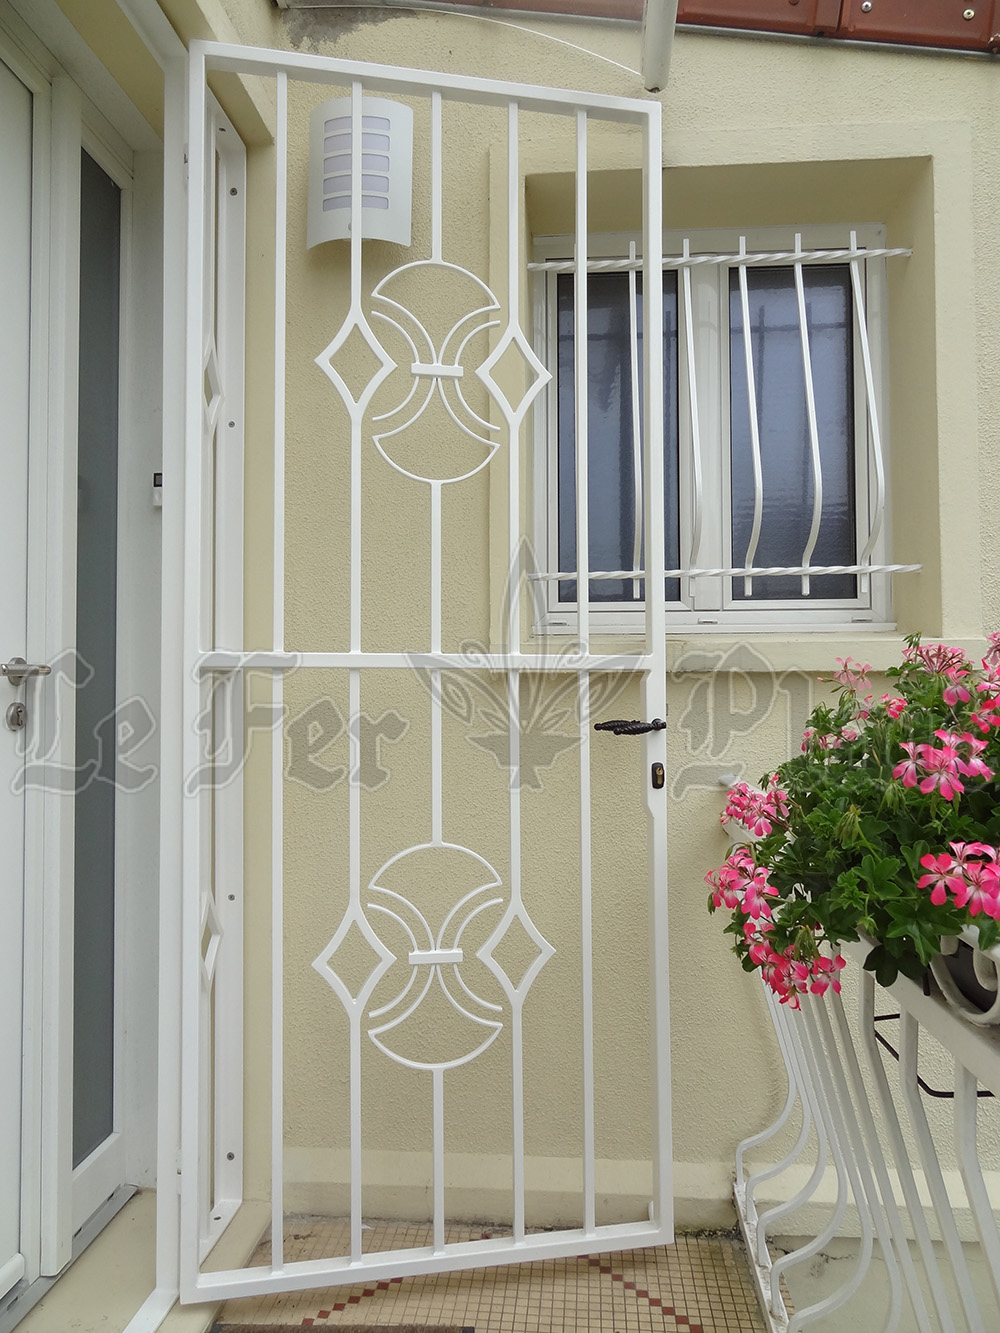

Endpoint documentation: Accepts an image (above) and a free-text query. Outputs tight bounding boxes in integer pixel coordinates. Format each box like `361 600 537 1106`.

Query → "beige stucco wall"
54 0 1000 1236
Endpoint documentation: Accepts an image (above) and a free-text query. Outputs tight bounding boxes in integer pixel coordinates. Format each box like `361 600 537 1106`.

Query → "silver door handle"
2 657 52 687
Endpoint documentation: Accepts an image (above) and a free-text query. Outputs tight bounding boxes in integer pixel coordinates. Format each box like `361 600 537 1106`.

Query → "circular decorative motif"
312 840 555 1071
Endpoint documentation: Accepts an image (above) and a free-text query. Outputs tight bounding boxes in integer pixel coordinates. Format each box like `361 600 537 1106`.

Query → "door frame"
0 0 164 1290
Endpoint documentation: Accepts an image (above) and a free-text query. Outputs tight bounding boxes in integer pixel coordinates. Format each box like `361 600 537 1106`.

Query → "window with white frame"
531 225 910 633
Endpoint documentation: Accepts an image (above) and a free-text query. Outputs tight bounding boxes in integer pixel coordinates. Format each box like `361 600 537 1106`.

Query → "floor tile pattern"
218 1220 765 1332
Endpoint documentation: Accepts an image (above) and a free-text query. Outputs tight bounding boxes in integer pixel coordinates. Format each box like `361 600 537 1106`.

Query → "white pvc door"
0 54 33 1304
175 42 669 1306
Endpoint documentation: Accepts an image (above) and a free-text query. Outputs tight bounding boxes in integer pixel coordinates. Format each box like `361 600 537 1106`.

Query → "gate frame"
173 38 670 1306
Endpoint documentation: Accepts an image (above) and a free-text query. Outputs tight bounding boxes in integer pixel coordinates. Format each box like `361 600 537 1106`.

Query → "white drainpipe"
641 0 679 91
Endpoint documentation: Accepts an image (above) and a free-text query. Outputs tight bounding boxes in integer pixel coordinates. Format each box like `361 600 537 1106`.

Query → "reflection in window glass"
729 266 856 601
556 272 680 604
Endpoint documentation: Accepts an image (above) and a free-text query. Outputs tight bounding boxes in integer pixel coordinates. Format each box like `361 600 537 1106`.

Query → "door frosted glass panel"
73 151 121 1168
729 265 856 601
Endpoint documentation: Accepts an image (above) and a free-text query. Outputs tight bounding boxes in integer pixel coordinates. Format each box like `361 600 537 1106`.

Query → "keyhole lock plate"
6 702 27 731
651 761 665 790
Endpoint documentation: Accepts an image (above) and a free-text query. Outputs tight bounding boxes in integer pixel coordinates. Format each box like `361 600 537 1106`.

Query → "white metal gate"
177 40 669 1304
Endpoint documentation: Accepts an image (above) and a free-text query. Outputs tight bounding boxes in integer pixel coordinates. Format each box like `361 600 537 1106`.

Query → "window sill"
524 630 989 675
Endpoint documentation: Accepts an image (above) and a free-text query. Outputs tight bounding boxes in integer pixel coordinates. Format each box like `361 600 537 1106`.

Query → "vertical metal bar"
740 990 814 1245
270 671 285 1271
211 110 247 1222
817 1000 904 1333
784 1004 877 1333
680 239 702 606
792 233 823 596
347 84 366 1261
273 74 287 655
198 100 218 1256
769 1006 851 1319
641 105 670 1236
954 1063 1000 1311
198 875 213 1249
430 481 442 654
578 673 595 1234
848 230 886 596
860 977 956 1333
155 41 190 1308
180 44 209 1299
573 110 589 650
627 241 643 601
202 108 219 652
506 100 520 657
503 99 525 1239
430 91 443 264
508 670 525 1243
833 988 933 1333
350 79 364 654
213 672 245 1216
349 667 363 1261
736 237 763 597
269 69 288 1273
430 667 443 845
753 998 831 1272
899 1013 985 1333
432 1068 445 1255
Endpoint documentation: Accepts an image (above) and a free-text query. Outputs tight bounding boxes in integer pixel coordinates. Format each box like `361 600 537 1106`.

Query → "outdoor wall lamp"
307 94 414 248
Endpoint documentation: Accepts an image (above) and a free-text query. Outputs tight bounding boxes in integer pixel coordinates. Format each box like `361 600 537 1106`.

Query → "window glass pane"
557 272 679 604
729 265 856 601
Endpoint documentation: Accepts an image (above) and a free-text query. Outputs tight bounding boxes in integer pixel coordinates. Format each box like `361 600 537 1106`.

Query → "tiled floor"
217 1220 766 1331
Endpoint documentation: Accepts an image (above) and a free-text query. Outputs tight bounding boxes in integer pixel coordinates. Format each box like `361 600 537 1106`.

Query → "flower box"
707 637 1000 1011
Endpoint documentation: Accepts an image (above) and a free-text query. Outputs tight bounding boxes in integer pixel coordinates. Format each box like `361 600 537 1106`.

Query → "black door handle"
593 718 667 736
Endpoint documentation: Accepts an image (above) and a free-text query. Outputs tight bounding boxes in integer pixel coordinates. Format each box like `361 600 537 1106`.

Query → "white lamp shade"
307 95 414 248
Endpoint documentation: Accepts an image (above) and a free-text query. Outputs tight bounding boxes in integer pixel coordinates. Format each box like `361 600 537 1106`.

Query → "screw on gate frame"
861 1 872 9
964 8 976 17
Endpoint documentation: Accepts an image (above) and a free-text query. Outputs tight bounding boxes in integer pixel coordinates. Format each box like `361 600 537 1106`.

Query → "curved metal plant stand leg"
769 1003 855 1326
736 985 814 1246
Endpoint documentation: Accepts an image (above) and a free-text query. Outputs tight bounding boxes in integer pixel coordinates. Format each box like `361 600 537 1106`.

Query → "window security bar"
529 244 912 273
530 562 922 581
548 230 910 608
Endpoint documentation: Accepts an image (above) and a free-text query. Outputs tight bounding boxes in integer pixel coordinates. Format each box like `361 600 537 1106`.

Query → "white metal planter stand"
736 942 1000 1332
171 42 671 1310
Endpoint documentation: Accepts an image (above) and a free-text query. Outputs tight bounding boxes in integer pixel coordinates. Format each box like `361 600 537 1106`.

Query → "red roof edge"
427 0 1000 53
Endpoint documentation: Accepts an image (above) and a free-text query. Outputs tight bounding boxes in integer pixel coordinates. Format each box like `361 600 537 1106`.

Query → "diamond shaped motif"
475 322 552 429
477 900 554 1003
313 903 396 1015
316 309 397 420
200 891 223 990
203 337 223 438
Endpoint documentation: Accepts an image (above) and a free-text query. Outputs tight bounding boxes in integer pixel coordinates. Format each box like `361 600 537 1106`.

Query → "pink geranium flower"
943 669 971 706
892 741 920 787
743 870 777 920
962 860 1000 918
917 853 963 905
904 642 970 676
916 745 965 801
833 656 872 692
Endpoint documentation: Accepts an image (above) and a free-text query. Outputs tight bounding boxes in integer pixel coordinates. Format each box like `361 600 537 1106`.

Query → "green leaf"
896 952 927 983
863 945 901 988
